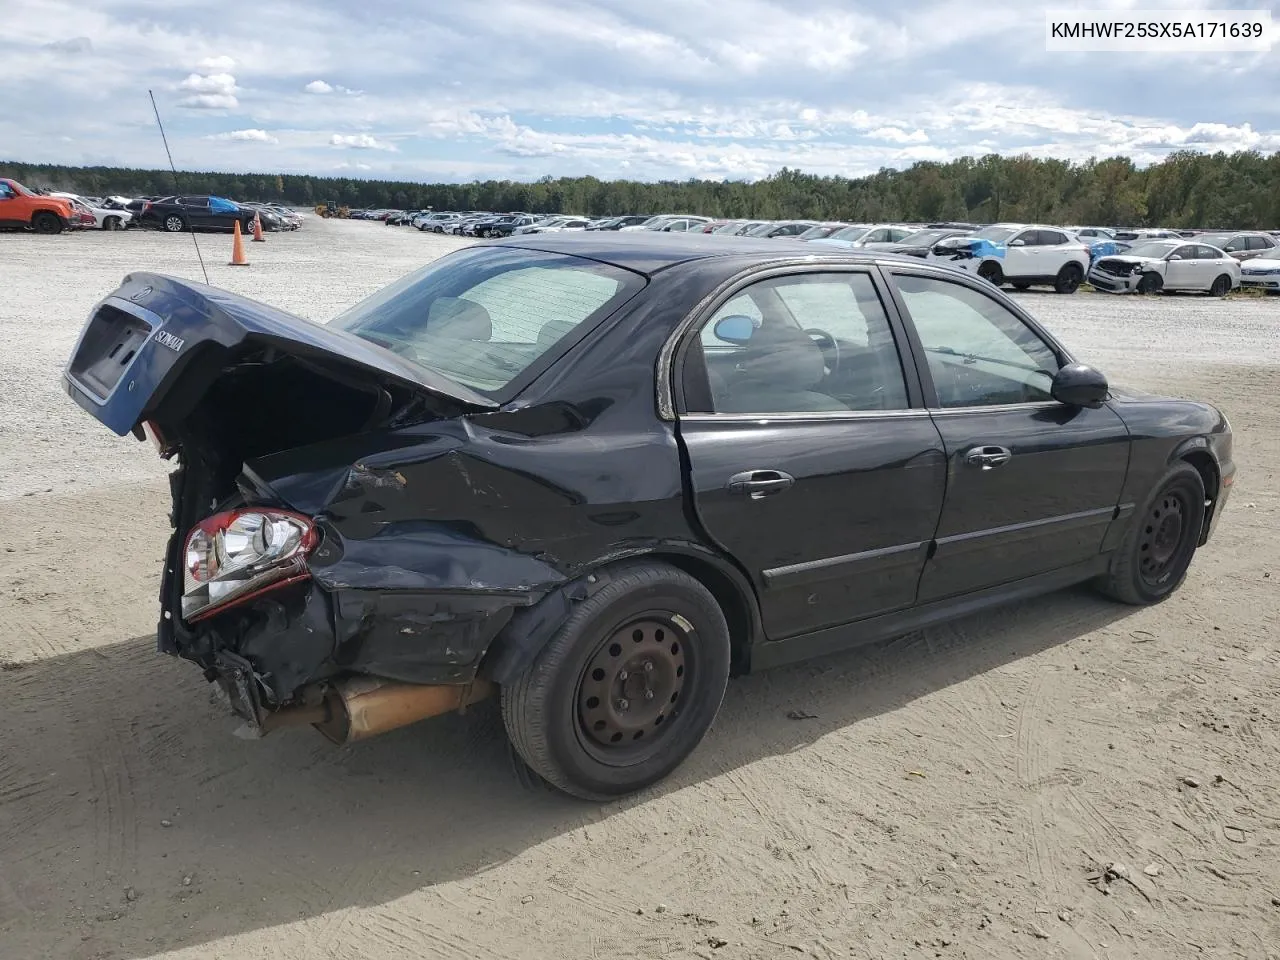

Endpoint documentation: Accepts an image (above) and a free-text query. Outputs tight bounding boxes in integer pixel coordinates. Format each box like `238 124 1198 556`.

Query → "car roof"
491 231 916 276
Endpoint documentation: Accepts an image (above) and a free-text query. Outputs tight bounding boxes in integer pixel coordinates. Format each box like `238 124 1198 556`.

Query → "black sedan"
63 234 1235 800
136 195 258 233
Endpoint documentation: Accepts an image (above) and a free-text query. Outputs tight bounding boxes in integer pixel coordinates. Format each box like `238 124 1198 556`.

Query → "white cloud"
179 94 239 110
207 128 278 143
329 133 396 151
198 55 237 71
335 161 373 171
868 126 929 144
305 80 333 94
177 71 239 109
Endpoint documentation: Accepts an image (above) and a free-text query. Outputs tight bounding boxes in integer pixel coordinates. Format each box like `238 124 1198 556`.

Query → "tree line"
4 149 1279 229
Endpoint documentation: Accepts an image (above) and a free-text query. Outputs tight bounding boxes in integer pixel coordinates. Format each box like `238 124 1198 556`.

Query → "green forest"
5 149 1279 228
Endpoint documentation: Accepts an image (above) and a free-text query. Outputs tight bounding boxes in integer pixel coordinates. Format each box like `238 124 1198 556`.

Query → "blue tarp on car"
209 196 239 214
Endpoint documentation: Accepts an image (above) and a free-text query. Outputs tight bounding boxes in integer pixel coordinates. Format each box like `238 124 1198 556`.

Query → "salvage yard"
2 216 1279 959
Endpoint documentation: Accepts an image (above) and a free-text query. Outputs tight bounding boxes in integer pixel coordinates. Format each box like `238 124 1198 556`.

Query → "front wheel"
502 561 731 800
1209 274 1232 297
103 216 121 230
31 212 63 234
1055 262 1084 294
1096 462 1205 605
977 261 1004 286
1137 272 1163 294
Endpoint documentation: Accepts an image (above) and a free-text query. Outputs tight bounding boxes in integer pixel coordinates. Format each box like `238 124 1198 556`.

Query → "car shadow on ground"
0 585 1134 959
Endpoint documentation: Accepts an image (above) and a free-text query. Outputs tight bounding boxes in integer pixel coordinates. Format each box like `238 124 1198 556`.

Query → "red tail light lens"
182 509 317 622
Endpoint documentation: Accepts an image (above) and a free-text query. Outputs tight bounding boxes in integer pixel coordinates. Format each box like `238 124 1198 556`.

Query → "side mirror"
1168 254 1182 260
713 314 758 344
1009 238 1026 246
1051 363 1108 408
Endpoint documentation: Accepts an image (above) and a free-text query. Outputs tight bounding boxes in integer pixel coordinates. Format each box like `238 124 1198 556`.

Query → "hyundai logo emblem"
130 286 153 302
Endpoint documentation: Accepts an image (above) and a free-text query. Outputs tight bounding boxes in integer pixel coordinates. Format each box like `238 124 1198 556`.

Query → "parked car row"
392 210 1279 296
0 178 306 236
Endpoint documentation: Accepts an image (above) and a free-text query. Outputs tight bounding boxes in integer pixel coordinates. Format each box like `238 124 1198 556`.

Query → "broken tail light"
182 509 318 622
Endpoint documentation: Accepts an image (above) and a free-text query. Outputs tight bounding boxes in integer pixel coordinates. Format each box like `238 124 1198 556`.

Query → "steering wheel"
804 328 841 377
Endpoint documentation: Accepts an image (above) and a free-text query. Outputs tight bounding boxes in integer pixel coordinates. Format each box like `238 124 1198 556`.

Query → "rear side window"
687 271 909 414
1039 230 1069 245
331 246 643 396
1195 245 1222 260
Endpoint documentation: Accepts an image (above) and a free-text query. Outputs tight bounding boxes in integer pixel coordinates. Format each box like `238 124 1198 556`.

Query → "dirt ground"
1 218 1278 960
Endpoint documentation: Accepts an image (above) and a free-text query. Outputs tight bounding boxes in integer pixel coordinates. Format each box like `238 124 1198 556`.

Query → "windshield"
713 222 744 234
1124 240 1180 258
827 225 870 242
897 229 951 246
330 247 644 396
973 225 1018 241
1197 234 1231 248
746 223 781 237
797 224 840 240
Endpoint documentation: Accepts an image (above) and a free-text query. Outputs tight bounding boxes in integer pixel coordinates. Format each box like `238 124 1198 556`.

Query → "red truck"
0 178 78 233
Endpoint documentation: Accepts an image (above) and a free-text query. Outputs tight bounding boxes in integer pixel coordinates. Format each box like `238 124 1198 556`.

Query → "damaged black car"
64 233 1234 799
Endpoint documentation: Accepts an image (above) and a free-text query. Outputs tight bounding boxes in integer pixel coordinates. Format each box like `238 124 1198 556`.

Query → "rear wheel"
163 214 186 233
1055 262 1084 294
977 261 1004 286
1210 274 1232 297
31 212 62 234
1137 272 1162 294
502 561 731 800
1096 463 1205 605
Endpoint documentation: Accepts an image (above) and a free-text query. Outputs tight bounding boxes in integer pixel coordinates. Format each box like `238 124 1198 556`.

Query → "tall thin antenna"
148 89 210 285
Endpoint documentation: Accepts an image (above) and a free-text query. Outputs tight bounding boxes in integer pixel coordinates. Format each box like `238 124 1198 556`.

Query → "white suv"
927 223 1091 294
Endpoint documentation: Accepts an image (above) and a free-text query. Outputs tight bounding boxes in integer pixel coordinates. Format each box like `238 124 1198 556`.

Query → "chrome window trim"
679 409 934 424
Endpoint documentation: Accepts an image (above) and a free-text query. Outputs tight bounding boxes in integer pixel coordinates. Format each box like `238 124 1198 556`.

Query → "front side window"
688 272 909 414
893 273 1061 408
331 246 643 396
1172 245 1198 260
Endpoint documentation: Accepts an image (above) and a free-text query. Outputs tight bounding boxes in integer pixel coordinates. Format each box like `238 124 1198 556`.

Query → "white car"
1088 238 1240 296
809 223 914 249
50 192 132 230
524 217 593 234
926 223 1091 294
1239 256 1280 292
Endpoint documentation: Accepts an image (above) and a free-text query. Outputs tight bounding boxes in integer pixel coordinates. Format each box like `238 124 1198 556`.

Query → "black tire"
1096 462 1205 606
1210 274 1232 297
1137 272 1162 294
31 212 62 235
103 216 121 231
1054 262 1084 294
1012 282 1031 291
163 214 186 233
501 561 731 800
977 261 1004 286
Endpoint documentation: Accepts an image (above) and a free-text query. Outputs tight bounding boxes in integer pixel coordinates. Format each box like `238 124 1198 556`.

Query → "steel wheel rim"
1138 490 1189 585
575 614 691 765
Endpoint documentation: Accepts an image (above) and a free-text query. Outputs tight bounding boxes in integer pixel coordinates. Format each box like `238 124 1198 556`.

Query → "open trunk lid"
63 271 496 437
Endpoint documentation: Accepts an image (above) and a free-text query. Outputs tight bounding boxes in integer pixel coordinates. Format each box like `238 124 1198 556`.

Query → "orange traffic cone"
251 210 265 242
228 220 249 266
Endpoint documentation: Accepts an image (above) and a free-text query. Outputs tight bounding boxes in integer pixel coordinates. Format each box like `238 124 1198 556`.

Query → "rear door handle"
965 445 1012 470
727 469 795 498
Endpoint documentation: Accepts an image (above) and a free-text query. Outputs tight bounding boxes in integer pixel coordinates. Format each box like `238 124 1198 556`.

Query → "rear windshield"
329 246 644 396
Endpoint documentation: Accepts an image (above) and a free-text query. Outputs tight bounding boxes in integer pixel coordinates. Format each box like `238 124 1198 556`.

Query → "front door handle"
727 469 795 498
965 445 1012 470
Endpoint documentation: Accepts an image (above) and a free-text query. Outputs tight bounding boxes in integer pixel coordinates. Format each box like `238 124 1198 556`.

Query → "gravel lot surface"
1 217 1278 959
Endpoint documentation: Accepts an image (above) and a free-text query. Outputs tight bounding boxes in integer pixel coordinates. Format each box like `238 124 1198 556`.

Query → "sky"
2 0 1278 184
